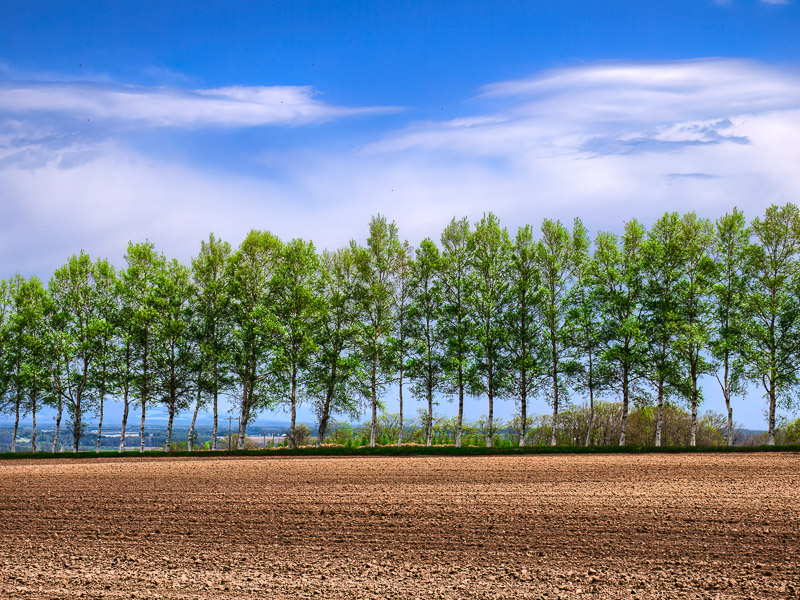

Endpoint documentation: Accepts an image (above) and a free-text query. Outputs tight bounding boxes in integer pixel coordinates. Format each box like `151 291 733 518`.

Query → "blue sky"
2 1 800 430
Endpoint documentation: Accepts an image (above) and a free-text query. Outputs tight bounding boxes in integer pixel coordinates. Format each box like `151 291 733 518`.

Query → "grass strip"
1 443 799 460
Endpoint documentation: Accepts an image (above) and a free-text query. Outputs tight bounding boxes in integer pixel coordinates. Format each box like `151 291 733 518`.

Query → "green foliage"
307 248 364 443
191 233 233 450
641 214 686 393
154 257 196 451
741 203 800 444
590 220 648 445
468 213 512 445
784 417 800 443
406 238 445 445
50 252 120 452
439 217 478 446
324 421 357 445
269 238 322 448
7 208 800 455
390 241 414 444
1 275 53 452
292 423 311 446
506 224 546 445
536 217 589 445
350 215 402 446
120 241 168 452
710 209 750 445
226 230 283 447
672 213 716 445
0 279 9 403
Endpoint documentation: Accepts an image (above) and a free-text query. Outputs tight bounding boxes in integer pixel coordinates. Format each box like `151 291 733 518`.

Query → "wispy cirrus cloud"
367 59 800 157
346 58 800 242
0 81 399 129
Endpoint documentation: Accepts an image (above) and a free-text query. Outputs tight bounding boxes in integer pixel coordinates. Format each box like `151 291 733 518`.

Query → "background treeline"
2 205 800 454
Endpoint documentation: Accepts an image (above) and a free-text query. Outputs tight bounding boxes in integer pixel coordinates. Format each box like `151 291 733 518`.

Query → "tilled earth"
0 453 798 599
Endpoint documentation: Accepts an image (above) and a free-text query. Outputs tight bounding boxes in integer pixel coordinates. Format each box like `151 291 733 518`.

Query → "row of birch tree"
1 204 799 451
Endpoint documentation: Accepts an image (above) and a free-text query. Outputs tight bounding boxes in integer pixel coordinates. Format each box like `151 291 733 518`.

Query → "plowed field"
1 453 798 599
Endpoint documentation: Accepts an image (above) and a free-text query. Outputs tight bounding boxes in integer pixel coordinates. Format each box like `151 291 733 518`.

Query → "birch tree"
591 221 648 446
391 242 414 446
308 248 363 446
641 212 686 447
49 252 117 452
674 214 715 446
191 234 232 450
439 217 476 447
351 215 401 447
91 259 117 453
2 276 50 452
536 218 588 446
742 203 800 445
227 230 283 449
567 237 605 446
154 258 195 452
0 276 24 452
710 209 750 446
270 238 321 448
468 213 511 447
120 242 166 453
0 279 10 437
506 225 545 446
114 285 137 453
21 278 51 453
407 239 444 447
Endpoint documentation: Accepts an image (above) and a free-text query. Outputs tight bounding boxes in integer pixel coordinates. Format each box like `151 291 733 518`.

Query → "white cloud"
0 143 349 276
2 58 800 282
0 81 398 129
354 59 800 235
369 59 800 155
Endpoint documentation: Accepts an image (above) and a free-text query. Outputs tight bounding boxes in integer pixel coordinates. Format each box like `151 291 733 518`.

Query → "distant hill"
738 429 767 437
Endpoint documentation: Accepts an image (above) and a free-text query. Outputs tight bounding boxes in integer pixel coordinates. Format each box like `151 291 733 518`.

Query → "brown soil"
0 453 798 599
